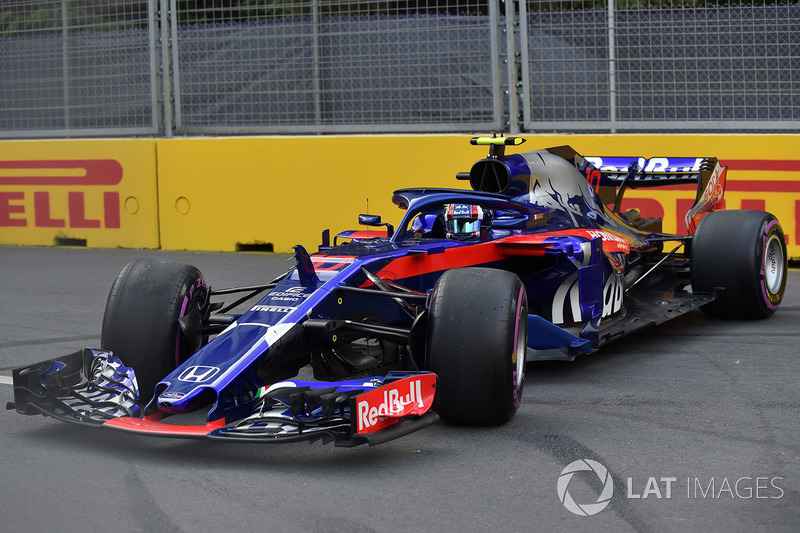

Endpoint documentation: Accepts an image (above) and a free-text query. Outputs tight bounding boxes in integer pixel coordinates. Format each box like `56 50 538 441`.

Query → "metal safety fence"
519 1 800 132
170 0 503 134
1 0 797 138
0 0 159 137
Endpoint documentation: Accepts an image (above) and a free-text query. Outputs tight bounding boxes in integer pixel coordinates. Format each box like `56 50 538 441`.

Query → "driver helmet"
444 203 485 240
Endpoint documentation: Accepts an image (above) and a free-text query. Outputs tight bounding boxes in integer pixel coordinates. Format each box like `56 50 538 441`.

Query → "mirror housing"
358 214 393 238
359 214 382 226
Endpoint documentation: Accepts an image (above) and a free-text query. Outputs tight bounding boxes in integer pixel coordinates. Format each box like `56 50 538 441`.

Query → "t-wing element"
470 135 526 158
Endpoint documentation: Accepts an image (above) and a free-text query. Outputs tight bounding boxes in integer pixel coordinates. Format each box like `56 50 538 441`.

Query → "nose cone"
152 323 273 413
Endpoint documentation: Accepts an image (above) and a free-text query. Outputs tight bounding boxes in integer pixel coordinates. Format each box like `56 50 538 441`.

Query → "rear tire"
425 268 527 425
101 258 207 403
691 210 787 318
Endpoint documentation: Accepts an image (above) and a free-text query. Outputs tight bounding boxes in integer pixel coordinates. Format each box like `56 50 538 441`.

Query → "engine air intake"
469 159 511 193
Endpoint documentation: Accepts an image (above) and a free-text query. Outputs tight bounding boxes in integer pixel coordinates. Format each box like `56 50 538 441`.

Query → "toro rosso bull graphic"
10 137 787 446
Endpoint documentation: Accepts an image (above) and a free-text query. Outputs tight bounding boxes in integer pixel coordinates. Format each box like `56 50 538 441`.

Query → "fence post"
505 0 520 134
169 0 182 135
488 0 503 133
518 0 531 132
312 0 323 126
148 0 160 133
159 0 174 137
61 1 71 130
608 0 617 133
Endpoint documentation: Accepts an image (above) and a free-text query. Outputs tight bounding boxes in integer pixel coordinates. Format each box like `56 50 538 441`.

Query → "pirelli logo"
0 159 123 229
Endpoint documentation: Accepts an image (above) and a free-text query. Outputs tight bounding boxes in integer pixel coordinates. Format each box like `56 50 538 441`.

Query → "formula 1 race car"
10 136 788 446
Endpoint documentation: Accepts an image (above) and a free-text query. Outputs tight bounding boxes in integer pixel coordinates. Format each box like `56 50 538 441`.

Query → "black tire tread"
101 258 204 403
691 210 786 319
426 267 526 425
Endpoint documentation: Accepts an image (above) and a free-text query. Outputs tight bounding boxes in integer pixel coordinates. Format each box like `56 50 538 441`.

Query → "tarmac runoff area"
1 246 798 532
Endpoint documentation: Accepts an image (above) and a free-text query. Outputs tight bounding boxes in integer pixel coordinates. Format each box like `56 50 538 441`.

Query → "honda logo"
178 365 220 383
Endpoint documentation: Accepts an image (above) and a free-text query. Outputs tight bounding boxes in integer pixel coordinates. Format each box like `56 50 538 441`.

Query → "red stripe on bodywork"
493 233 558 257
103 415 226 437
374 241 509 280
344 229 388 239
312 255 357 272
375 229 635 280
500 230 634 254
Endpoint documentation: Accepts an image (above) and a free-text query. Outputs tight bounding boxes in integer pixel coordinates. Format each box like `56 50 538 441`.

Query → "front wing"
9 348 438 447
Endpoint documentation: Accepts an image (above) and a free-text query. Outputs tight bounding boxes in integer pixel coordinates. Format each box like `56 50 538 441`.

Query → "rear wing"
547 146 727 234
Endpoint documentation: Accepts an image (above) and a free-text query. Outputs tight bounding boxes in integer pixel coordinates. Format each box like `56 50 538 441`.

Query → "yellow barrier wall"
156 134 800 257
0 139 159 248
2 135 798 258
156 136 477 252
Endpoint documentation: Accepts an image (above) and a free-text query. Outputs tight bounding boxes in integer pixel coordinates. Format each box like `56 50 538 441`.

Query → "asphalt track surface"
1 246 798 533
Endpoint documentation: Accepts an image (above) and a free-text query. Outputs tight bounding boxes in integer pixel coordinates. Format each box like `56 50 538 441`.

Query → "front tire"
425 268 527 425
691 210 787 318
101 258 208 403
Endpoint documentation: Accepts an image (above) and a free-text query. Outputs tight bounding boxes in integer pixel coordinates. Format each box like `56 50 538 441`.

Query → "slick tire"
101 258 208 404
426 268 527 425
691 210 787 318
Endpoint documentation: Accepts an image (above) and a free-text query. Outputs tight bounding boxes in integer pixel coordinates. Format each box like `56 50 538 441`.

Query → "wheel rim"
763 234 785 296
513 302 527 392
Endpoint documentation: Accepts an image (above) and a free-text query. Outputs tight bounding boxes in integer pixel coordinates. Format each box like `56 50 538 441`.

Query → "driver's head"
444 203 485 240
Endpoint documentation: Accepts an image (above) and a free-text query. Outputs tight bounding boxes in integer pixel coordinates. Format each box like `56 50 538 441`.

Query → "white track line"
0 376 13 385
